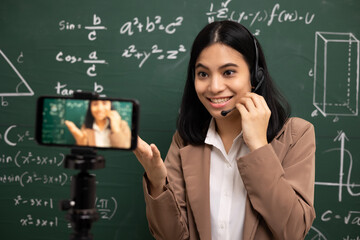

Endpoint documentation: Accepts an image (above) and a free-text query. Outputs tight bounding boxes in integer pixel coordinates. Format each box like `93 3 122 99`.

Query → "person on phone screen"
65 100 131 148
133 21 316 239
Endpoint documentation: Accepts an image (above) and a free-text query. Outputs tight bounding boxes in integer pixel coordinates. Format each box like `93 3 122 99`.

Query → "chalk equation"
59 14 107 41
321 210 360 226
14 195 54 209
0 172 68 187
54 81 105 96
120 16 183 36
0 151 65 168
0 125 34 147
55 50 108 77
206 0 315 33
20 215 58 227
315 131 360 202
122 44 186 68
95 197 118 220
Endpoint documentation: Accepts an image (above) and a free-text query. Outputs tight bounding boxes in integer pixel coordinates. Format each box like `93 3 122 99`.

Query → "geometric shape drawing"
0 49 34 96
306 226 327 240
313 32 359 117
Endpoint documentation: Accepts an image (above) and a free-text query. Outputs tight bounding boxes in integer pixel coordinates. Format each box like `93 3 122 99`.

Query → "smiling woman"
133 20 316 240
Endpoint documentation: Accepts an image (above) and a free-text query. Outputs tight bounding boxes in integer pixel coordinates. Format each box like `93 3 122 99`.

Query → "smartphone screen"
36 96 139 150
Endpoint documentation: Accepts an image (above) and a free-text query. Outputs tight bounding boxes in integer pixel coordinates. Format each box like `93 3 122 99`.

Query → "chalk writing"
315 131 360 202
122 44 186 68
343 236 360 240
14 195 54 209
54 81 105 96
59 14 107 41
321 210 360 226
120 16 183 36
206 1 315 35
307 226 327 240
0 151 65 167
0 172 68 187
0 125 34 147
0 50 34 107
95 197 118 220
312 32 359 120
20 214 58 227
55 51 108 77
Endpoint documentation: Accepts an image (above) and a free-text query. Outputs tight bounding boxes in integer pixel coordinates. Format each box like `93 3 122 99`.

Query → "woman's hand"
64 120 88 145
133 137 167 198
107 110 132 148
236 92 271 151
107 110 121 132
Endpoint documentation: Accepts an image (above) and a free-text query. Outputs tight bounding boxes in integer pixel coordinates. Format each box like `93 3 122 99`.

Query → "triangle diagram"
0 49 34 96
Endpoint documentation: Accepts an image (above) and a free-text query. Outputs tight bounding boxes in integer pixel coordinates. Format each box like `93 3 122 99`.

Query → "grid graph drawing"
313 32 359 117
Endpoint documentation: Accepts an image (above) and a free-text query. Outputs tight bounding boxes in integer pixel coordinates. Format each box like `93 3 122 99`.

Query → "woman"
65 100 131 148
134 21 315 240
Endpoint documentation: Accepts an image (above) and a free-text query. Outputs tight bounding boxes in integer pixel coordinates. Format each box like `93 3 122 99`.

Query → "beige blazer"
143 117 316 240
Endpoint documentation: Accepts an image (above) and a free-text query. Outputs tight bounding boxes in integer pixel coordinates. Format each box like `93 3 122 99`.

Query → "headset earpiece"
257 67 264 83
251 36 264 93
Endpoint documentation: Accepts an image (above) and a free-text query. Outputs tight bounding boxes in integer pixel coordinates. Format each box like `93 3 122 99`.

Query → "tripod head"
61 148 105 240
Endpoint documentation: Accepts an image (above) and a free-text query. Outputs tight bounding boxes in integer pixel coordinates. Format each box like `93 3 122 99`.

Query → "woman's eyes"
196 70 236 79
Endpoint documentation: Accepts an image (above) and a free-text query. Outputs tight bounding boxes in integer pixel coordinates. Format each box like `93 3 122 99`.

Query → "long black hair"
177 20 291 145
83 100 114 129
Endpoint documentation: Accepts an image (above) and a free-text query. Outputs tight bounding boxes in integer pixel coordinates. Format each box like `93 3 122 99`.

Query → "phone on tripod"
35 95 139 150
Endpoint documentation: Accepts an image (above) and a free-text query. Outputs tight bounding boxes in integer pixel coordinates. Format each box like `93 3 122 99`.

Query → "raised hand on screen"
64 120 88 146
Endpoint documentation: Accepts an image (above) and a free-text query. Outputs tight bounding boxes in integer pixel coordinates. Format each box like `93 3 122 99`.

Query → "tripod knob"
60 200 75 211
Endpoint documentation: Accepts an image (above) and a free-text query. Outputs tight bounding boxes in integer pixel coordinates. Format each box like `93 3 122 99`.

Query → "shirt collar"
93 119 110 132
204 118 243 148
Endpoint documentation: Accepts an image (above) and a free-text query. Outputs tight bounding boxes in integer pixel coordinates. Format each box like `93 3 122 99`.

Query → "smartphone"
35 95 139 150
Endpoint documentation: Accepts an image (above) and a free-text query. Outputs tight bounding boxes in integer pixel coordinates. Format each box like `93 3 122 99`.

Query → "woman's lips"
207 97 232 108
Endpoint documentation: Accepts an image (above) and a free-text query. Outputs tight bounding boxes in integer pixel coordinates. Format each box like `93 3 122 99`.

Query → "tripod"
61 148 105 240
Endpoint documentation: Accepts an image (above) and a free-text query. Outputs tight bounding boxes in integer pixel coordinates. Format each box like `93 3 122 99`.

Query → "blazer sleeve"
237 118 316 240
142 132 190 240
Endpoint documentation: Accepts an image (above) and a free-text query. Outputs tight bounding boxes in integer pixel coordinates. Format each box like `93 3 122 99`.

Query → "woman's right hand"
64 120 88 146
133 137 167 198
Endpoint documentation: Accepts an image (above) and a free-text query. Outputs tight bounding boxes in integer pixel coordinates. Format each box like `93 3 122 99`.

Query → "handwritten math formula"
207 1 315 35
57 13 186 77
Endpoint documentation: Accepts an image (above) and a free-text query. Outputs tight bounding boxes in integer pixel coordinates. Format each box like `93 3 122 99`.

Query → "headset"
250 34 265 93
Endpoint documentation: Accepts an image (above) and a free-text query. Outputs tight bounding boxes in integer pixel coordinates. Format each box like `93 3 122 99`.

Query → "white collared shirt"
93 119 111 147
205 118 249 240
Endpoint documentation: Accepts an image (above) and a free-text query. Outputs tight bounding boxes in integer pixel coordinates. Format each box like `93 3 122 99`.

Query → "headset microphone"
221 31 265 117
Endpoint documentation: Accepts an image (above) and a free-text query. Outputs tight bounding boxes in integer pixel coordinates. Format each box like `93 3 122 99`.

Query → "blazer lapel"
180 144 212 240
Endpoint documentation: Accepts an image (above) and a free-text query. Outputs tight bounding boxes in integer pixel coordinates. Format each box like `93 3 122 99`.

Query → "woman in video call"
65 100 131 148
133 21 316 239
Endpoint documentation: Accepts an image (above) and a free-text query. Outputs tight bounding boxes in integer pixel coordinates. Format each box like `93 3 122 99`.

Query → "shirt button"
226 163 231 168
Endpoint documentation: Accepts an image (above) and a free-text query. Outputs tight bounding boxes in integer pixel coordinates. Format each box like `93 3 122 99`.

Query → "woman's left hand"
107 110 122 132
236 92 271 152
107 110 132 148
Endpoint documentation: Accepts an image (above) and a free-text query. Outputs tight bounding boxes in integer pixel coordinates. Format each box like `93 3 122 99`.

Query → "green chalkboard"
0 0 359 239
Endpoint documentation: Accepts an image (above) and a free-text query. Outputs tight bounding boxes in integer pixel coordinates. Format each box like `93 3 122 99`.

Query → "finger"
238 96 256 112
236 103 249 117
150 144 161 161
133 137 152 159
258 96 271 113
65 121 83 137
